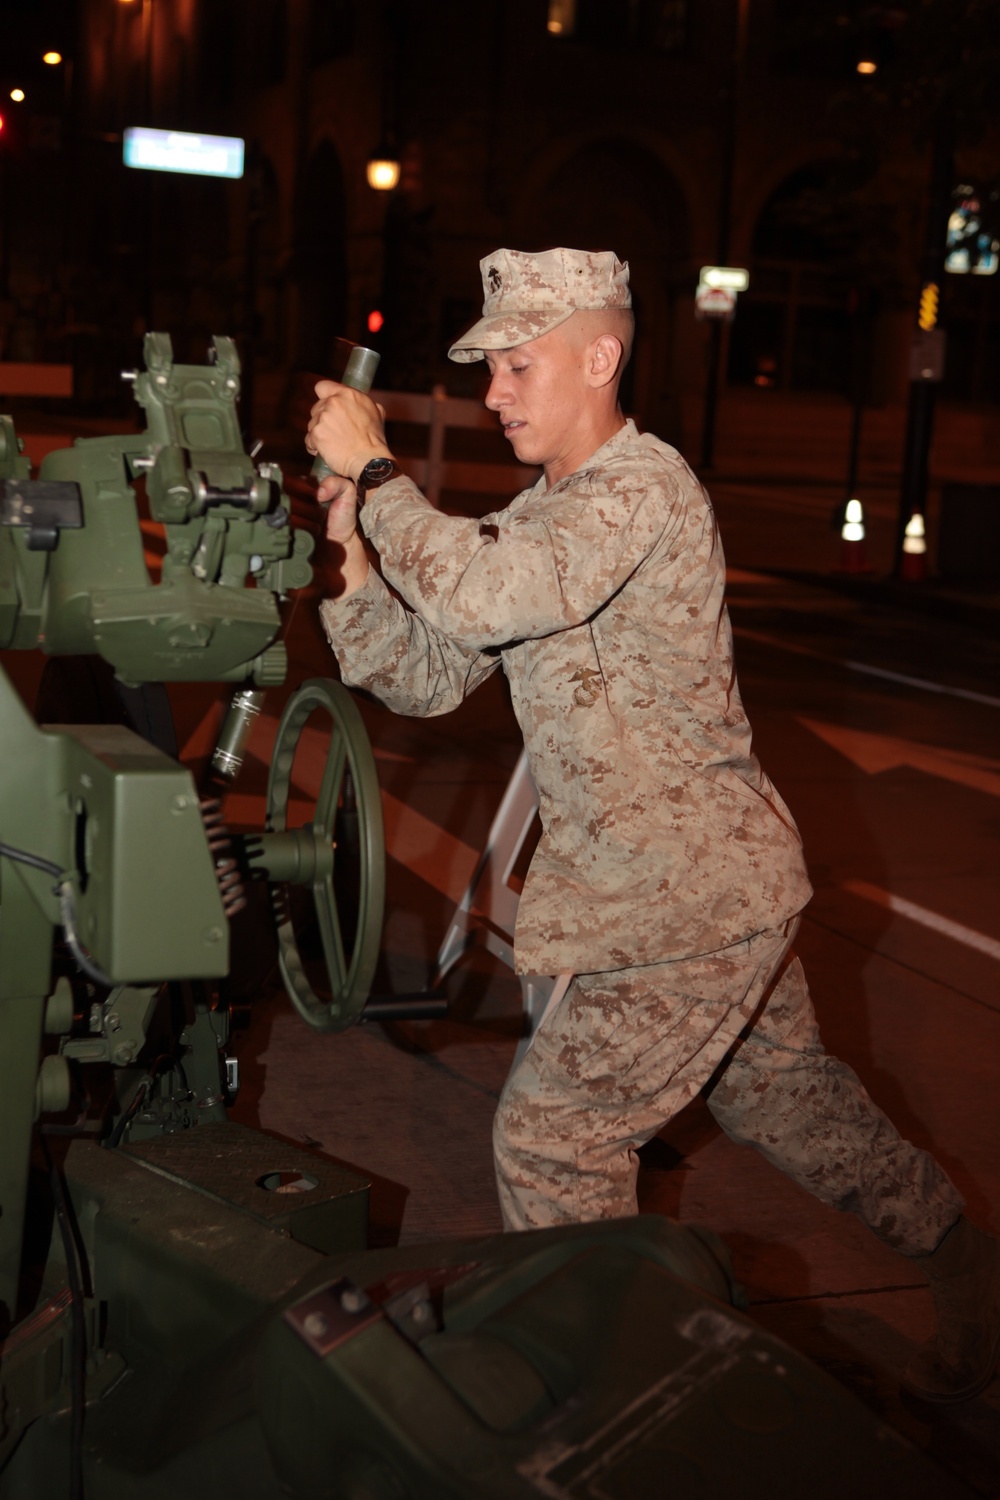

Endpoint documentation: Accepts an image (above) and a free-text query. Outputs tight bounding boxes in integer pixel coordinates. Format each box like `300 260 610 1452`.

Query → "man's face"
483 325 593 483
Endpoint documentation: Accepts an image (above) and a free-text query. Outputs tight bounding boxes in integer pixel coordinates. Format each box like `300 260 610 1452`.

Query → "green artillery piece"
1 333 310 683
0 339 970 1499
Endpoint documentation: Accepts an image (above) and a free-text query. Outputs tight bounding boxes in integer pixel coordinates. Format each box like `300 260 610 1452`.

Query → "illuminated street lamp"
9 90 24 103
856 58 877 75
366 146 400 192
42 51 63 66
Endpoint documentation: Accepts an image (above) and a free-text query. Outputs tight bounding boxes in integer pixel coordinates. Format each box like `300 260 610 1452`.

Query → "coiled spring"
199 797 247 918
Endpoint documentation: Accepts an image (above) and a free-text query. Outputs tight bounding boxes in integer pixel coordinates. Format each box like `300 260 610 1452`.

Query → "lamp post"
116 0 156 330
895 124 952 575
366 146 400 193
367 1 402 194
700 0 749 471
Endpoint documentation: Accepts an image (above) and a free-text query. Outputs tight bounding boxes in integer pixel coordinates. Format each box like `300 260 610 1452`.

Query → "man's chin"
507 431 538 465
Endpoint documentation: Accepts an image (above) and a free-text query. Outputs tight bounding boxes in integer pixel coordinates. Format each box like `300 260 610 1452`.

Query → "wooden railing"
0 364 73 397
371 384 538 505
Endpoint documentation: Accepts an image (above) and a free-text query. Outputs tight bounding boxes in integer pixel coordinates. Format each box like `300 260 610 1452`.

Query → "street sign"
695 284 737 321
699 265 750 292
909 329 946 383
123 127 245 180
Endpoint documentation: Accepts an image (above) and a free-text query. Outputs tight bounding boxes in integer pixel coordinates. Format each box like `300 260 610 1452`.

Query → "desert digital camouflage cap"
447 247 631 363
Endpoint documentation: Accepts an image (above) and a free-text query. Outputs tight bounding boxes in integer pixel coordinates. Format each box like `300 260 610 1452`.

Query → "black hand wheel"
264 677 385 1031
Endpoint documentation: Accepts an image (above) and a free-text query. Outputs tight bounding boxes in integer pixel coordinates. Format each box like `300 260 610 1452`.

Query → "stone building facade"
6 0 1000 449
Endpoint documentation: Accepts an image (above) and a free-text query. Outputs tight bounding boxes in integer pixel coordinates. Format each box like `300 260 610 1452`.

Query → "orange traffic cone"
900 511 927 582
839 498 870 574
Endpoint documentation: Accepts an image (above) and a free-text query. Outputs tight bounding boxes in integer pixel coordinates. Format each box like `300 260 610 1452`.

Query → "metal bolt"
303 1311 329 1339
340 1288 367 1314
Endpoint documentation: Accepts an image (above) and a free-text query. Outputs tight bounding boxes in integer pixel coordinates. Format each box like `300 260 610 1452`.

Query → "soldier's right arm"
318 470 501 716
320 565 501 718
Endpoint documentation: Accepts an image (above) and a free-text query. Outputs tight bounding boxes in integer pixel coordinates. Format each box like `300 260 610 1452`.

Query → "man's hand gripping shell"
306 380 390 546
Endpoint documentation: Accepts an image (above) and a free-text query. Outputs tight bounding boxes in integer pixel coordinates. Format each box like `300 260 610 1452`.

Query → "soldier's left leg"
704 949 1000 1401
703 947 962 1253
494 923 798 1232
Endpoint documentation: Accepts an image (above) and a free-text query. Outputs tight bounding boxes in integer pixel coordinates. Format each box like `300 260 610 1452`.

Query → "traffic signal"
918 281 939 332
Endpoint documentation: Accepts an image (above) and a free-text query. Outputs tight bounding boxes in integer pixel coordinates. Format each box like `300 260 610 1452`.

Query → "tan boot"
902 1217 1000 1404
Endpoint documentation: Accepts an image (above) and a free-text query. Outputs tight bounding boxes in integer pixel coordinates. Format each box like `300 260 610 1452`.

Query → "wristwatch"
358 456 400 494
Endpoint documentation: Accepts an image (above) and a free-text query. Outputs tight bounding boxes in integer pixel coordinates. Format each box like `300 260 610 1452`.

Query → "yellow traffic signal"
918 282 939 332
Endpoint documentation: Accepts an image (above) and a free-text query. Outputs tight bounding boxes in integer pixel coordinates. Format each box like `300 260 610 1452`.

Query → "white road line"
844 880 1000 962
733 626 1000 710
843 659 1000 709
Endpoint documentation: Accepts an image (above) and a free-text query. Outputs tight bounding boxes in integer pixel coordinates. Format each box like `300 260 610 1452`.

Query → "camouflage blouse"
320 420 812 975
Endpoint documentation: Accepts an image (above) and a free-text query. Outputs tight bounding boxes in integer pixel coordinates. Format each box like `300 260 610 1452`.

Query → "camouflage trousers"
494 918 963 1255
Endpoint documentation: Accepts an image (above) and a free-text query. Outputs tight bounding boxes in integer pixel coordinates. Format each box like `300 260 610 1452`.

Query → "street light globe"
366 156 401 192
9 89 24 102
42 51 63 66
856 59 877 75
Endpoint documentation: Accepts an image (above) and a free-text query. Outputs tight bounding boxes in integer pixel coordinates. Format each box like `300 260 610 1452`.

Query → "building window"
253 0 288 87
198 1 235 109
309 0 355 64
547 0 576 36
548 0 686 51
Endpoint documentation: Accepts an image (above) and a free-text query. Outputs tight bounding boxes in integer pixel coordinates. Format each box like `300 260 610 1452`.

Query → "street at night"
3 0 1000 1494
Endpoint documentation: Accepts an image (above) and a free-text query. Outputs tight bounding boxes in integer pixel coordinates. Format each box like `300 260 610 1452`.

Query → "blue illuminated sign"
123 127 245 180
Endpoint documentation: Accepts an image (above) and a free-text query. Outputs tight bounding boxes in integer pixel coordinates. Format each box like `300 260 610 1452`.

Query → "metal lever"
310 343 381 483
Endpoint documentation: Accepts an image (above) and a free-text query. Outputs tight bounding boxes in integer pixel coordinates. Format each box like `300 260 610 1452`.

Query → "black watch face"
362 458 396 486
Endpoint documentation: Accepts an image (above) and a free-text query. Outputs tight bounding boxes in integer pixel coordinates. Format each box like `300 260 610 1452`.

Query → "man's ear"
586 334 623 389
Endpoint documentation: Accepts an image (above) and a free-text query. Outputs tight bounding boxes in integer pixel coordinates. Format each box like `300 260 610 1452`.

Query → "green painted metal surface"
3 332 312 684
0 1156 971 1499
261 677 386 1031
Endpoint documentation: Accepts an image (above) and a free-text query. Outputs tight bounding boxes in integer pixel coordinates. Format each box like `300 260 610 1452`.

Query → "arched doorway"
514 140 690 441
292 140 348 372
728 162 857 394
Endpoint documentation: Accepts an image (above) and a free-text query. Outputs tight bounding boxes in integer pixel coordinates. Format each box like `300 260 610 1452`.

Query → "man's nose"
484 371 508 411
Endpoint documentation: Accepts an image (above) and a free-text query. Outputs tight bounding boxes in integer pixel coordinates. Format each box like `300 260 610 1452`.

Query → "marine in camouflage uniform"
308 247 999 1404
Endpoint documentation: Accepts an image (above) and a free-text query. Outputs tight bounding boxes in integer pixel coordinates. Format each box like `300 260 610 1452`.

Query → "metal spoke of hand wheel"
264 678 384 1031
